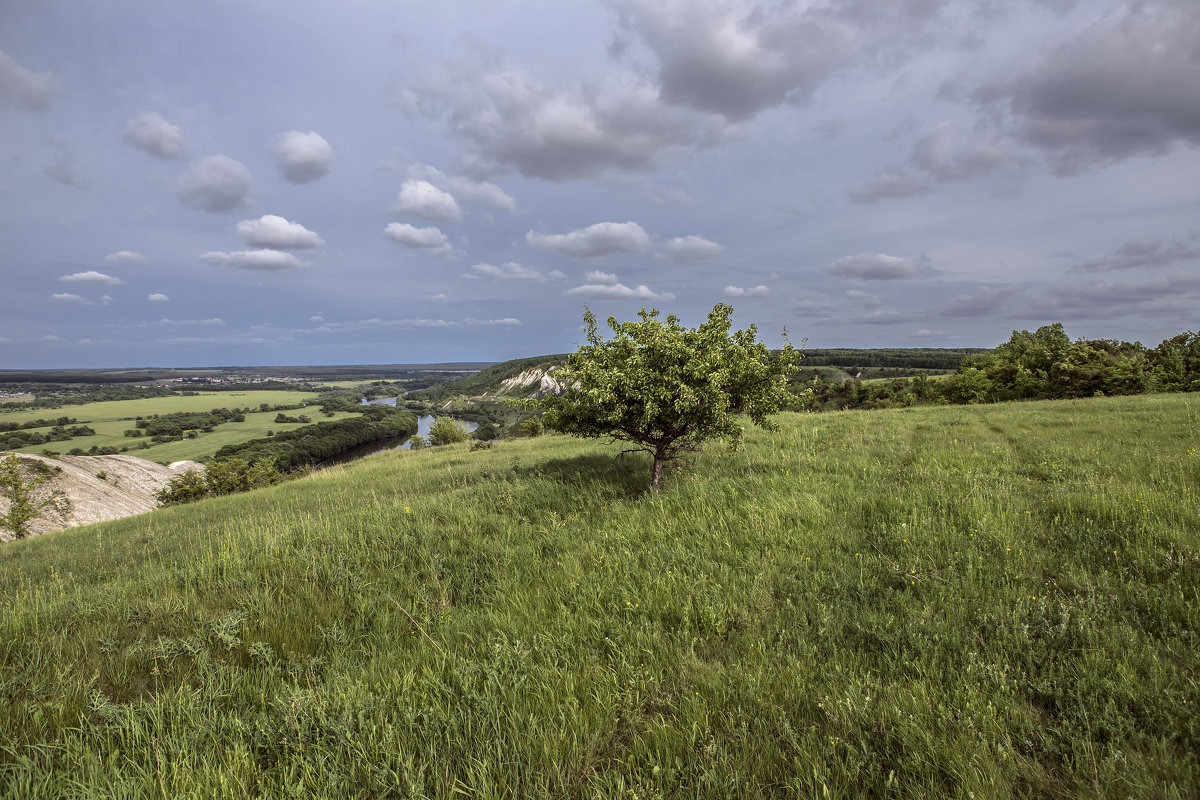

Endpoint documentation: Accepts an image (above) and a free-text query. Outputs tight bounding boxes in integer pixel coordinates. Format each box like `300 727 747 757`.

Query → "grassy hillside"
407 354 568 403
1 394 1197 798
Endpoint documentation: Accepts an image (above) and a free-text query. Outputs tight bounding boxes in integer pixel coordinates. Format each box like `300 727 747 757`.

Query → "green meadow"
1 394 1197 798
1 391 358 462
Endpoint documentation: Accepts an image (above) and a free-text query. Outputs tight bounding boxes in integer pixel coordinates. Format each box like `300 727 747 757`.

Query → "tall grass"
0 394 1196 798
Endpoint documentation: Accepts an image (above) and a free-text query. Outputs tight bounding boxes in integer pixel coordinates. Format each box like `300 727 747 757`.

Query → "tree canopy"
539 304 799 491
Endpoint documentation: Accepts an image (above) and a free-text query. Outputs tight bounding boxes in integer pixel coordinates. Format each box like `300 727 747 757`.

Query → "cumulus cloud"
976 2 1200 174
609 0 855 120
565 270 674 301
51 293 86 303
526 221 652 259
59 271 122 285
274 130 332 183
723 284 768 298
1069 236 1200 273
405 65 735 180
177 155 251 212
446 175 517 213
664 235 722 264
410 165 518 213
200 249 304 271
148 293 169 302
236 215 324 249
464 262 564 281
105 250 148 265
828 253 920 280
122 111 185 159
850 123 1012 203
0 49 57 111
383 223 452 254
391 180 462 222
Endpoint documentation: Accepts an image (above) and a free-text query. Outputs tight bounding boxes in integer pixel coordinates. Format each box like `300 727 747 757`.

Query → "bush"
518 417 544 438
156 458 284 506
428 417 469 446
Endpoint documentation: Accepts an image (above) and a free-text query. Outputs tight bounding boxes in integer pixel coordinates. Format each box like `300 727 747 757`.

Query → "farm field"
0 393 1197 797
1 391 350 462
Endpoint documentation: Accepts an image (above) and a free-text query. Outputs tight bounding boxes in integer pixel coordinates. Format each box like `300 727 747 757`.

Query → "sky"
1 0 1197 368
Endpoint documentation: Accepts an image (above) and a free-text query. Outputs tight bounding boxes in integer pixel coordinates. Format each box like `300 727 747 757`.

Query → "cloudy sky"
2 0 1197 368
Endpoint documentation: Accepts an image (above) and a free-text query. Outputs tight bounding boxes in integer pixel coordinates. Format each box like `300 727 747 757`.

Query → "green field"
1 394 1197 797
1 391 358 462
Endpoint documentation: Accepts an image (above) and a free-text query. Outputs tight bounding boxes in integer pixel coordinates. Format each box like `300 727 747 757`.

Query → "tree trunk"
650 451 665 492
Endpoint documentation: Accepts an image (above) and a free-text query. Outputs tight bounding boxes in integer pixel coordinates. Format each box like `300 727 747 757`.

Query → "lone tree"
539 303 800 491
0 455 57 540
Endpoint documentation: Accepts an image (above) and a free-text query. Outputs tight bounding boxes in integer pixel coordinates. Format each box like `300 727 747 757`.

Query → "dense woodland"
212 406 418 470
800 325 1200 411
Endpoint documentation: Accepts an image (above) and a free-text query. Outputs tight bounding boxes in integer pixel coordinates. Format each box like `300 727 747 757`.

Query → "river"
353 396 477 455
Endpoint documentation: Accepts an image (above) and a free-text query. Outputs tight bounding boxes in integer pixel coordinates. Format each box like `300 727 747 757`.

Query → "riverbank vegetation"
212 405 418 471
0 393 1195 797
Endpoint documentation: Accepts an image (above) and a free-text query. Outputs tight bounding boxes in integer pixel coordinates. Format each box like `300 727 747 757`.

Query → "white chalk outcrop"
0 454 203 540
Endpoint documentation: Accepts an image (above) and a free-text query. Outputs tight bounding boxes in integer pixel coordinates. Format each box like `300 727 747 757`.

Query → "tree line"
799 325 1200 411
212 406 418 471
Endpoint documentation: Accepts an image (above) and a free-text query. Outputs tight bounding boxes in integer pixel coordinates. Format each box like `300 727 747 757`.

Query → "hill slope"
1 395 1197 797
0 454 201 540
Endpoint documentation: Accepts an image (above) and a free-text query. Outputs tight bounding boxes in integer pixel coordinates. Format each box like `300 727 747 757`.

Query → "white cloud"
723 284 768 298
148 293 169 302
527 221 652 259
431 293 447 300
59 271 122 284
665 235 722 264
565 270 674 301
464 262 563 281
236 215 324 249
391 180 462 222
274 130 332 183
466 318 523 327
309 315 324 322
51 293 86 303
105 250 148 265
828 253 920 280
152 318 225 326
446 176 516 213
177 155 251 212
383 223 451 254
122 111 185 159
0 49 57 111
312 316 520 332
408 165 518 213
200 249 304 271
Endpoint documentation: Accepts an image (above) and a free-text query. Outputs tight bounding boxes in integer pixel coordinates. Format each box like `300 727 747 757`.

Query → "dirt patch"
1 454 203 541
